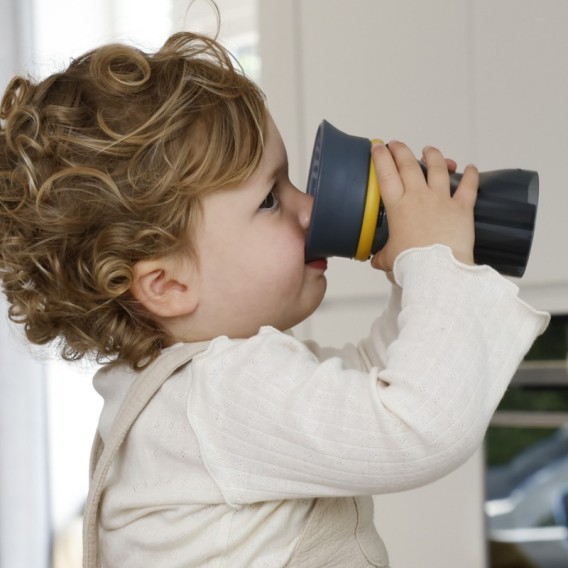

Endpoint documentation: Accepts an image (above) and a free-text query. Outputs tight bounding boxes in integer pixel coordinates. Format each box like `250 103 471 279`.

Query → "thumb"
370 247 390 272
453 163 479 208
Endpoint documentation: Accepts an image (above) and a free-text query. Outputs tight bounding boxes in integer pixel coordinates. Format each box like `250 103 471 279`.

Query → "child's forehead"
261 114 287 172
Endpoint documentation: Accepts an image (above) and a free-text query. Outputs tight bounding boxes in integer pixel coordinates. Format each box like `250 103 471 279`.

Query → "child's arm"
187 261 548 505
185 144 549 505
304 276 401 374
307 143 475 373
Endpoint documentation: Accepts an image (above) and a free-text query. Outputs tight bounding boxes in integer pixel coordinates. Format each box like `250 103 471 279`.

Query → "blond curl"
0 31 266 369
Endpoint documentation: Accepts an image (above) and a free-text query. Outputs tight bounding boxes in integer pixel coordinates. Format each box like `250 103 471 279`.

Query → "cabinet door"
260 0 568 310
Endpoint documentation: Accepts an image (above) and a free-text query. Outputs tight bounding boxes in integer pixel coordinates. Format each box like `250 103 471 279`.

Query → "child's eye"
259 188 279 211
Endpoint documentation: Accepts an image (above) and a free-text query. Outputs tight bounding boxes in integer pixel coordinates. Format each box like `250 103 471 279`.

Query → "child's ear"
129 256 199 319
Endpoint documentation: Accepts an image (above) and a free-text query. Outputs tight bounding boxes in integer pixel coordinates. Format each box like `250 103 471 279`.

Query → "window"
486 315 568 567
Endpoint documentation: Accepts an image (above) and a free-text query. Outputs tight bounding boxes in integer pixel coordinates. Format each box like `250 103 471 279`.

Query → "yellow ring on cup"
355 139 383 260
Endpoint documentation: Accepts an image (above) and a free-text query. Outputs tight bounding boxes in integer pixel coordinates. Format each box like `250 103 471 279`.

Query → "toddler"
0 30 549 568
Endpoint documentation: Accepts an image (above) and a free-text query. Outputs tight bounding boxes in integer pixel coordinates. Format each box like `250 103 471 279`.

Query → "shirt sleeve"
186 245 550 506
304 272 402 374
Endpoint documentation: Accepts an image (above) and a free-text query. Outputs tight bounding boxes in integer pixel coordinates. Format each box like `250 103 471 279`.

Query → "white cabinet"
259 2 568 567
260 0 568 312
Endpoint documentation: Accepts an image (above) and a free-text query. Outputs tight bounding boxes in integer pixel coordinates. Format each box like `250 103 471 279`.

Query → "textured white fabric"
92 245 549 567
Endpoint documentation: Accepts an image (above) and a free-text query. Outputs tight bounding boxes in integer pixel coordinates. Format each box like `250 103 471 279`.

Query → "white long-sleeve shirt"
92 246 549 567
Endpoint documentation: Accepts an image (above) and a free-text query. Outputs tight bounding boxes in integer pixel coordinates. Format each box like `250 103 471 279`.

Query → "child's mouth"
306 258 328 271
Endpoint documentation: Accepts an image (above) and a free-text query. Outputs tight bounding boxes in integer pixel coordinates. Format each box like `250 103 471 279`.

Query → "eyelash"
259 187 279 211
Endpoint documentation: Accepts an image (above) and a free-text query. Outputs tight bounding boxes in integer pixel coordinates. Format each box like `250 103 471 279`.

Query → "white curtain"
0 1 51 567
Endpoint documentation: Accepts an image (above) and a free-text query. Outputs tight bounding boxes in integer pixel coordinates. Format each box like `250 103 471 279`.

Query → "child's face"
185 113 328 340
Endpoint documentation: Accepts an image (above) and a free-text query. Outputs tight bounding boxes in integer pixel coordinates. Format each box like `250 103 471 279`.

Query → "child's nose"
297 189 313 231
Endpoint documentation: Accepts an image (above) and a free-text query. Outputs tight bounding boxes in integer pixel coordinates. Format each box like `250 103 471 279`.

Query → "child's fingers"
387 141 427 195
370 248 387 271
445 158 457 174
370 141 404 206
421 146 450 194
453 164 479 208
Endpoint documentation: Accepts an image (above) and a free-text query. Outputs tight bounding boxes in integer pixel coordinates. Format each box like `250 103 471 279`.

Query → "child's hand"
370 141 479 272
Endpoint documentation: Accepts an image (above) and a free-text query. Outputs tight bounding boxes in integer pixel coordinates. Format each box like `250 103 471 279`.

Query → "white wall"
259 1 568 567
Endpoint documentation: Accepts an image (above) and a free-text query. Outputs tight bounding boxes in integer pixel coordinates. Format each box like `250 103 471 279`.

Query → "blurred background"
0 1 566 567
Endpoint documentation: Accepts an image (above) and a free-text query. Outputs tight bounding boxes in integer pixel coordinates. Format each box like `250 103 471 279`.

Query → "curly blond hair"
0 31 266 369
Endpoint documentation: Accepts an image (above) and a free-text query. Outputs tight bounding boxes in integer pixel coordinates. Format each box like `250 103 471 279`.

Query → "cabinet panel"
470 0 568 289
260 0 567 306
